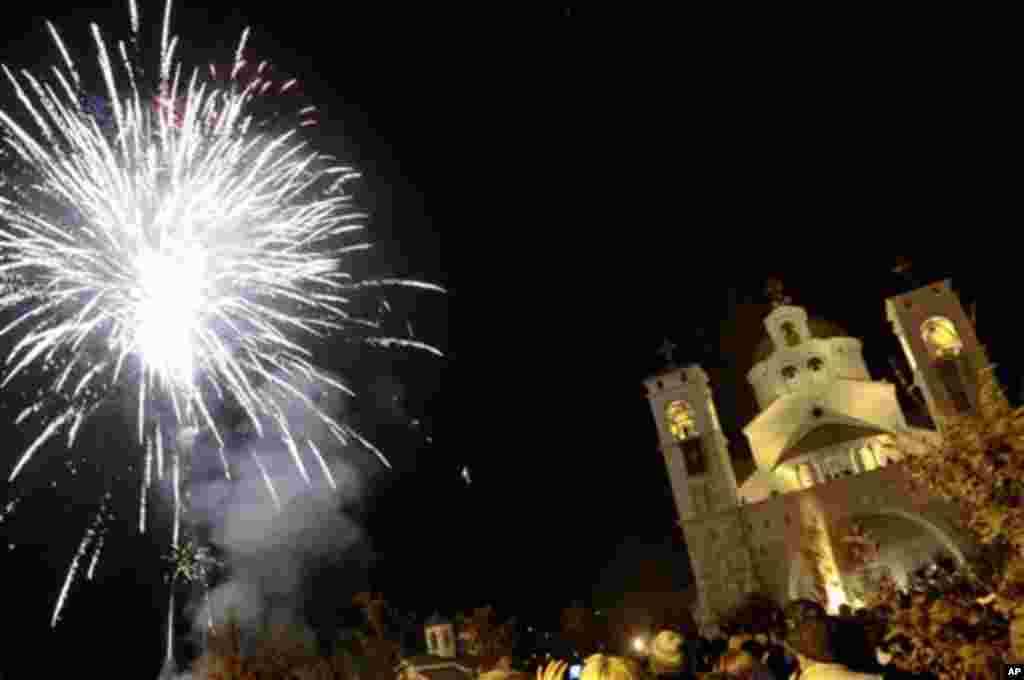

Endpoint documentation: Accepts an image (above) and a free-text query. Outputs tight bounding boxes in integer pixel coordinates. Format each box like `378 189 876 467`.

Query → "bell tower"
885 280 989 429
644 344 738 521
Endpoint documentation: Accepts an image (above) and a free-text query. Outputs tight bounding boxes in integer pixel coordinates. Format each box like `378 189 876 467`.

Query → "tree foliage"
456 605 518 660
190 612 360 680
860 365 1024 678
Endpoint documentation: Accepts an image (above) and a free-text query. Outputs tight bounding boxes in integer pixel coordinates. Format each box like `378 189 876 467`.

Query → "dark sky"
0 4 1019 676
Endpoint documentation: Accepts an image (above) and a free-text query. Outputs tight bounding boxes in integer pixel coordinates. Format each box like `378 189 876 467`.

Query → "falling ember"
307 439 335 489
86 531 105 581
251 450 281 512
52 493 109 627
172 446 181 549
164 588 176 670
0 497 18 525
140 440 151 533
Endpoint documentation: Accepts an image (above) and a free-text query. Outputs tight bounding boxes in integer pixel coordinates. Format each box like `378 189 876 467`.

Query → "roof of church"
776 423 890 464
751 316 850 365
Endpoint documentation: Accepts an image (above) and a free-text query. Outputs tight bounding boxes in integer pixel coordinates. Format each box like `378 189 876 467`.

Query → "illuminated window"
781 365 797 380
859 445 879 471
781 321 801 347
429 631 438 650
808 357 824 371
665 400 697 441
920 316 963 359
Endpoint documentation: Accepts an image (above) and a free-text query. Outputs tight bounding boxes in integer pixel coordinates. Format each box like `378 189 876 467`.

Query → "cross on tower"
658 338 678 366
764 278 793 308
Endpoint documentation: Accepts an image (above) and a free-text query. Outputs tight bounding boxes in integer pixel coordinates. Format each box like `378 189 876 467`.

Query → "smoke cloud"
180 368 375 665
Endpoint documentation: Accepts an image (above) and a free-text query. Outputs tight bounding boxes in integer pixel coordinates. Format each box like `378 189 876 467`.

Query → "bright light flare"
135 246 206 384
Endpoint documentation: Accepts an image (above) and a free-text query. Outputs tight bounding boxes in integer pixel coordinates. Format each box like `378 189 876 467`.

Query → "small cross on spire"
764 277 793 308
658 338 678 366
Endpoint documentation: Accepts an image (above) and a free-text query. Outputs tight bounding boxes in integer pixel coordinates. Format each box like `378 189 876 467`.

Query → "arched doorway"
787 509 965 607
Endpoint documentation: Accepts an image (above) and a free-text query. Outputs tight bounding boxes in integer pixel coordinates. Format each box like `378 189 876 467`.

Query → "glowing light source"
135 246 206 384
825 584 847 614
665 400 696 440
920 316 963 358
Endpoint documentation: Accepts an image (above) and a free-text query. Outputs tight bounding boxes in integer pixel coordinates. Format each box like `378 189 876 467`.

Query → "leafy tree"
860 365 1024 678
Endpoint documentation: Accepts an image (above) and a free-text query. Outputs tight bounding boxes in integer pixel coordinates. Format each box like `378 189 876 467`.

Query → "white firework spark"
163 537 223 585
0 496 18 525
0 0 444 495
52 491 110 627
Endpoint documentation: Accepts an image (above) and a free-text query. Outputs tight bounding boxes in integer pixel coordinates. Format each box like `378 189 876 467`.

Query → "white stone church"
645 280 985 628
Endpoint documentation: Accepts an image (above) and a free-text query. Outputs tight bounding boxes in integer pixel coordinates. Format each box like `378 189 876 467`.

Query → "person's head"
649 630 684 676
782 599 835 664
719 650 762 680
580 654 641 680
727 633 752 651
739 640 766 661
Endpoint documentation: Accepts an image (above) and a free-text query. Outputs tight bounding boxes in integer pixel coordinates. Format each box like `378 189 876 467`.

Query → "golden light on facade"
797 496 846 614
665 400 696 441
920 316 963 358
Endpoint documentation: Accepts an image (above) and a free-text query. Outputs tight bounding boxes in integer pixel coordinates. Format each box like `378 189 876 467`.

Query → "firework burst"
0 0 443 643
0 0 442 488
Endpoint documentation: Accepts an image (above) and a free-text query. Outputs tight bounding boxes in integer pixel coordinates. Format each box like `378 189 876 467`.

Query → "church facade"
645 280 986 628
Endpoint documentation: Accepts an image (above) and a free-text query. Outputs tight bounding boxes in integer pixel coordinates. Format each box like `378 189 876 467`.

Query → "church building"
645 280 985 628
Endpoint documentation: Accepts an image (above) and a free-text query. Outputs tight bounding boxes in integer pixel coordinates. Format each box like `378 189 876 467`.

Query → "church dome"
751 316 849 366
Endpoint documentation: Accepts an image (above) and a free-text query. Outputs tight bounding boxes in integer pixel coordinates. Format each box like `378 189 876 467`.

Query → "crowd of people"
523 598 937 680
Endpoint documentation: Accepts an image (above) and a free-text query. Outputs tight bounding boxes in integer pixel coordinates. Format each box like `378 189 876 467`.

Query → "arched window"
665 400 697 441
921 317 970 412
781 321 801 347
429 631 438 651
920 316 963 359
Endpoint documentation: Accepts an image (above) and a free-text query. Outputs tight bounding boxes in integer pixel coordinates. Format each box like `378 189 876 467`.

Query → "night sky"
0 4 1018 677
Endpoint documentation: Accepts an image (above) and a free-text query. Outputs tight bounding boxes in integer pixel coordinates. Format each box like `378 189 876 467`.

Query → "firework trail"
52 491 110 627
